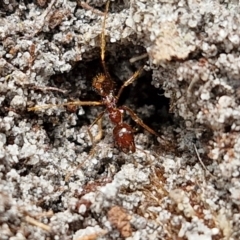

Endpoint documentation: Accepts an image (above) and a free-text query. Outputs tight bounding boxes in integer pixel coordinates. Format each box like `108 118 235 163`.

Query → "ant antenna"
101 0 110 75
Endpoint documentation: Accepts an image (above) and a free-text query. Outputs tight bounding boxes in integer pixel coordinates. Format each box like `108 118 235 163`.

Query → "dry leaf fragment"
108 206 132 238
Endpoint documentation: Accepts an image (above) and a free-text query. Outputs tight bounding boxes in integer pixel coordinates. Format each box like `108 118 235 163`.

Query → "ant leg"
87 110 105 145
65 146 98 182
121 105 159 137
65 112 104 182
116 67 144 100
95 116 103 142
27 101 103 112
100 0 110 74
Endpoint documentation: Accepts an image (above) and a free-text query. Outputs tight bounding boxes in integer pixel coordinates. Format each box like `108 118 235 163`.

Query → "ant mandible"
28 0 159 153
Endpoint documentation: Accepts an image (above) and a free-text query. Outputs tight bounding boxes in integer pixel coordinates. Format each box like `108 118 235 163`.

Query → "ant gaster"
28 0 159 153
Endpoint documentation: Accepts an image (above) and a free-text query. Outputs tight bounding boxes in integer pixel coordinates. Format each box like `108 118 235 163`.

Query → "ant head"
92 73 115 97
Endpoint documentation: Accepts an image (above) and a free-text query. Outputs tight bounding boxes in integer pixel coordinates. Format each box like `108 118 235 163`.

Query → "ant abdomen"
113 123 135 153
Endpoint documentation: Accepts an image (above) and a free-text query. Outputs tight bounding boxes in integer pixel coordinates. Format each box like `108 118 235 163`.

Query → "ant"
28 0 159 153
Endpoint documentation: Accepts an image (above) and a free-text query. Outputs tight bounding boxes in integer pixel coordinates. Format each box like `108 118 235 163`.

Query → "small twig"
35 210 54 218
193 143 215 178
77 1 105 16
25 216 51 232
30 0 57 37
76 230 107 240
29 85 68 94
129 53 148 63
187 77 199 98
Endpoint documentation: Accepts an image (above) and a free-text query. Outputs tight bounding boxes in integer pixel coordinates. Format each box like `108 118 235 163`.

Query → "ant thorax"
103 93 116 108
102 94 122 125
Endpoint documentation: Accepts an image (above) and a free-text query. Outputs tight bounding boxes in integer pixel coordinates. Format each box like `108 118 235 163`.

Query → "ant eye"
95 83 101 90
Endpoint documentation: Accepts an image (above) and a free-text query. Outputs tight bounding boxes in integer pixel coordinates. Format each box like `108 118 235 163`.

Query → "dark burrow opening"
29 42 174 154
79 43 173 133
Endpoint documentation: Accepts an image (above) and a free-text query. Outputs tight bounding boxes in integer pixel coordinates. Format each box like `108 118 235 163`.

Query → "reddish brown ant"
28 0 159 153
